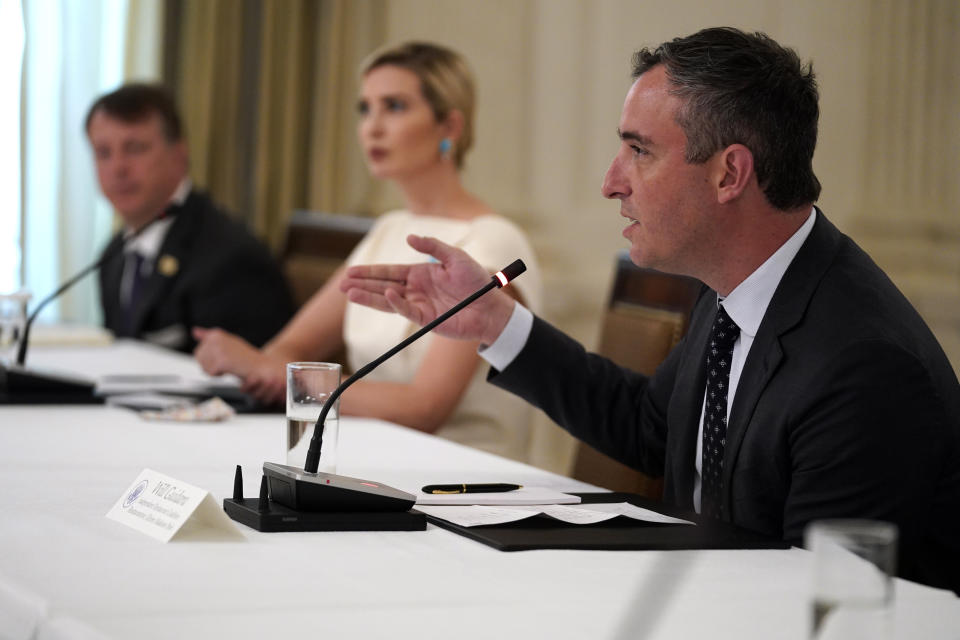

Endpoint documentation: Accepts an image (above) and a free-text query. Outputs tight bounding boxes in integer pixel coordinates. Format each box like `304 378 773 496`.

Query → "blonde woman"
194 42 542 461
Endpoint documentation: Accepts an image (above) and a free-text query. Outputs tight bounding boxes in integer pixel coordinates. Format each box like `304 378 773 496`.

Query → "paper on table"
536 504 620 524
96 374 227 396
417 502 696 528
576 502 695 525
417 505 541 527
415 486 581 506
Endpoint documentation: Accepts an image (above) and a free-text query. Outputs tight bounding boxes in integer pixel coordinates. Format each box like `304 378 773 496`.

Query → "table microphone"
2 208 178 404
16 241 123 367
261 258 527 514
16 207 178 367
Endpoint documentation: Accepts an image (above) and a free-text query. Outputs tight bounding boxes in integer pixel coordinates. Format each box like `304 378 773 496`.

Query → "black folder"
425 492 789 551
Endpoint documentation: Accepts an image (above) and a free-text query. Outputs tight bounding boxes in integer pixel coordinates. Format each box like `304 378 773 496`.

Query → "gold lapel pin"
157 254 179 277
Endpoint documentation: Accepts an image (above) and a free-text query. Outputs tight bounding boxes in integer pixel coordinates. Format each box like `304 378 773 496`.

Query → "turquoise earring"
439 138 452 156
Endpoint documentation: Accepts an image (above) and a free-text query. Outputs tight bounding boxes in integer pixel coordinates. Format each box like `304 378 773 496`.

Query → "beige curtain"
162 0 385 250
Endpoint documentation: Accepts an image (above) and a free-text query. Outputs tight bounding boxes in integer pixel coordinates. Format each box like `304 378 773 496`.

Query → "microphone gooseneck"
303 258 526 473
15 249 119 366
14 208 177 367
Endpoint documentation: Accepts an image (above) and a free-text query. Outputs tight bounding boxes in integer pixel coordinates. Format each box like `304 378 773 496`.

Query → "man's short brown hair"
85 83 183 142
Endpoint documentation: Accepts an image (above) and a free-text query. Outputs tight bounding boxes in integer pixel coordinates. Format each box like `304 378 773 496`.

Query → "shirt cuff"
478 301 533 372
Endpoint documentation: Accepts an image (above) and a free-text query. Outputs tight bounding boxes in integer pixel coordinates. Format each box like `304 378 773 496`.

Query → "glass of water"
0 290 31 365
806 519 898 640
285 362 342 473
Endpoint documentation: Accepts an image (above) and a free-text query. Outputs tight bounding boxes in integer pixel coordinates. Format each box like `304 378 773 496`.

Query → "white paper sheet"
417 502 696 528
96 374 223 396
533 504 621 524
575 502 695 525
417 505 542 527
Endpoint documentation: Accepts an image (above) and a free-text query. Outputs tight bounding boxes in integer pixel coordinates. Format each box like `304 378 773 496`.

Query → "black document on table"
425 492 789 551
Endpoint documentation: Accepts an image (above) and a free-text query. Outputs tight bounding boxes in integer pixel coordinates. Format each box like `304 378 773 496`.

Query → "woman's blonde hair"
362 42 475 168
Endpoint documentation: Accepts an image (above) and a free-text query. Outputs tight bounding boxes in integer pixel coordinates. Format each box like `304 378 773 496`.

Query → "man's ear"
714 144 754 204
174 140 190 171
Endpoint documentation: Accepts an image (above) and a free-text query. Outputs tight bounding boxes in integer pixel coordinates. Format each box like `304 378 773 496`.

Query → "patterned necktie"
701 304 740 518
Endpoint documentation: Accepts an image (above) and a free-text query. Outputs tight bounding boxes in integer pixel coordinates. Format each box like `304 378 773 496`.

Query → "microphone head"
494 259 526 288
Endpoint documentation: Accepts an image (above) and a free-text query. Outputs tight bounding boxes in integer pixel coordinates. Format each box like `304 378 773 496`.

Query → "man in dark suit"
340 27 960 592
86 84 293 353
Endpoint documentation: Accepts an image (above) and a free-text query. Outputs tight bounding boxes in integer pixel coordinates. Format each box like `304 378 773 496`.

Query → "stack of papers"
96 374 223 396
417 502 695 528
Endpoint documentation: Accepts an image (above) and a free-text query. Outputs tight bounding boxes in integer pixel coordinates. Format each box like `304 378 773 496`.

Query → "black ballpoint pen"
422 483 522 494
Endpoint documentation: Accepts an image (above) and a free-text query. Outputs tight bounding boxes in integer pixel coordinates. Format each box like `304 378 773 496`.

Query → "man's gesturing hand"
339 234 516 346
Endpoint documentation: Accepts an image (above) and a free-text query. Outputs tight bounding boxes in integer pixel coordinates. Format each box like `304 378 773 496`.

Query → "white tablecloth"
1 340 958 639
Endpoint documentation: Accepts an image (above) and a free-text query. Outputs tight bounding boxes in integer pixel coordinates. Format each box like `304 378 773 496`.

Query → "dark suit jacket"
99 190 294 352
492 211 960 592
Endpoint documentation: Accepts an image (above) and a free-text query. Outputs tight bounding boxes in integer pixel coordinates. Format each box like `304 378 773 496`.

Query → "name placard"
106 468 242 542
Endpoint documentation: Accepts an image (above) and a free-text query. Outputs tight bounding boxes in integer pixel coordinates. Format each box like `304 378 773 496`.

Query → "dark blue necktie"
122 251 146 335
701 304 740 518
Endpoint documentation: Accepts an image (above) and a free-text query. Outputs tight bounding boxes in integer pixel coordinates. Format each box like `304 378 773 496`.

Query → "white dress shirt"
480 209 817 511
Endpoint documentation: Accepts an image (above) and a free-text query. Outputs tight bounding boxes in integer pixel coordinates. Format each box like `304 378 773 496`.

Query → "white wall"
373 0 929 344
366 1 959 472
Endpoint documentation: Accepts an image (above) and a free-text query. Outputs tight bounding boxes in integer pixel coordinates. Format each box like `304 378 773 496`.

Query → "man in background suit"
340 28 960 592
86 84 293 353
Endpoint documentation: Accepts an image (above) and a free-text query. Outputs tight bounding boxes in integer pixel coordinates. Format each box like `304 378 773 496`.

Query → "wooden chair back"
571 251 702 498
279 210 374 308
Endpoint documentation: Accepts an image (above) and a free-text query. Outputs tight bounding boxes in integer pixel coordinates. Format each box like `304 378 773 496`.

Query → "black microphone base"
222 497 426 532
225 463 425 532
0 364 102 405
263 462 416 513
